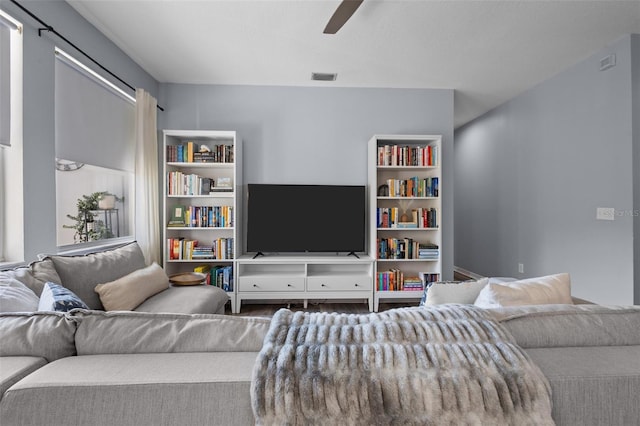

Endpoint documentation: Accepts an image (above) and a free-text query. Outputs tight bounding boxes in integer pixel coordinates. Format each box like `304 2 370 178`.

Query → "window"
54 48 135 248
0 10 23 264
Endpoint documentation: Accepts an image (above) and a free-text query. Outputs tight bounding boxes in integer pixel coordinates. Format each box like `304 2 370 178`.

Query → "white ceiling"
67 0 640 127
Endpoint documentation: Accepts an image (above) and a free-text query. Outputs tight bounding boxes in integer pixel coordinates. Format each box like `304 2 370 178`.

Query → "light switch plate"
596 207 615 221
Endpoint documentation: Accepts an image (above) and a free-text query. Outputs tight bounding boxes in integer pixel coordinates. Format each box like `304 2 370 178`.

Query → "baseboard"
453 266 485 281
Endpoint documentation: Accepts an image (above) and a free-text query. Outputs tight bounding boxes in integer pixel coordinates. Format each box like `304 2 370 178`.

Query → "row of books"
377 207 438 229
167 205 233 228
167 172 233 196
377 271 440 292
167 142 234 164
167 237 234 260
193 264 234 292
418 244 440 260
377 238 439 260
383 177 439 198
377 145 437 167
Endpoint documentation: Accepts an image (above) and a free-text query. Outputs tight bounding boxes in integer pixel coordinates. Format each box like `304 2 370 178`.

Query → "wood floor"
227 301 415 317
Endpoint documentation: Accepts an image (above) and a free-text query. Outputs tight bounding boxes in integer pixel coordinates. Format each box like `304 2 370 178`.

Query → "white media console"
235 254 374 313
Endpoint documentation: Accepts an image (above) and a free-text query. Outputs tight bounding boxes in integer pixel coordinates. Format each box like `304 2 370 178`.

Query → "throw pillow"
421 278 489 306
474 273 572 308
94 262 170 311
38 282 89 312
39 241 147 310
0 278 40 312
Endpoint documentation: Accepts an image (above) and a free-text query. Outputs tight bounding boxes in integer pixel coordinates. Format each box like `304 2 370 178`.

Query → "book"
194 264 211 284
200 178 211 195
169 205 187 225
187 141 194 162
396 221 417 229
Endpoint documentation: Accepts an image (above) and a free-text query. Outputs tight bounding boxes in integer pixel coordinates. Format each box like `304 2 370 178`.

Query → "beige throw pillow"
474 273 572 308
94 263 169 311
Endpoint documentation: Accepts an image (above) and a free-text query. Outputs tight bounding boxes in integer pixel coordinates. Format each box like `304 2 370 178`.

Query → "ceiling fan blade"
323 0 364 34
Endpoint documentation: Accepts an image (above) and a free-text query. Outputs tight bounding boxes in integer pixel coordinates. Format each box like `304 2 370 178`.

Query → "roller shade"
54 49 135 171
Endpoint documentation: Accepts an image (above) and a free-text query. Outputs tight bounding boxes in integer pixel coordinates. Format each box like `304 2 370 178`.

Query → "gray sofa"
0 309 270 426
0 242 230 315
491 304 640 426
2 245 640 425
1 304 639 425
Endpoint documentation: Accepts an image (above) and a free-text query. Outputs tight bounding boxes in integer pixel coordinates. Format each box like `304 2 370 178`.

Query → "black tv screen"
247 184 366 253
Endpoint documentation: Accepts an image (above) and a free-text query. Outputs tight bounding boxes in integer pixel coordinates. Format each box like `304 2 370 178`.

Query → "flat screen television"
247 184 366 254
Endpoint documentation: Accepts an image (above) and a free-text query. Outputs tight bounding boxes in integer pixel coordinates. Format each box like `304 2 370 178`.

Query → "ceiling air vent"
311 72 337 81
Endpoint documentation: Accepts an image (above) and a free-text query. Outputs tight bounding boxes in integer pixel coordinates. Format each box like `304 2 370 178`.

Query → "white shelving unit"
162 130 241 313
368 135 442 311
235 254 374 314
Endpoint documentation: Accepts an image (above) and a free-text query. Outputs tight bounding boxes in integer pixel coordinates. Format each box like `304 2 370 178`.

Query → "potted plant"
64 191 123 243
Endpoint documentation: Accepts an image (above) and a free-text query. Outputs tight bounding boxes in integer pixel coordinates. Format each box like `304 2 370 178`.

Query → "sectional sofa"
0 242 229 315
1 243 639 425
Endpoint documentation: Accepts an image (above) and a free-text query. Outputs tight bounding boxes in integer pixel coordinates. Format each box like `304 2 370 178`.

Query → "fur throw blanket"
251 305 553 425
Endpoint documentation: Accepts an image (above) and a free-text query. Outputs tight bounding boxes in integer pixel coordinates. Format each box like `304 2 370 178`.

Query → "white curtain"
0 16 14 147
134 89 160 264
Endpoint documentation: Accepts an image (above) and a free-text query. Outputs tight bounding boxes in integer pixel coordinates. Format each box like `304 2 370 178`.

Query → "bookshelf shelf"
376 165 438 170
167 162 234 169
377 196 438 200
374 291 425 299
377 228 438 231
163 130 242 313
377 258 439 262
368 134 442 312
166 227 235 231
167 193 234 199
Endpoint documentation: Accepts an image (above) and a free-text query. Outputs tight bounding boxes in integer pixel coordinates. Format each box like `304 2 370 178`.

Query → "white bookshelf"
368 134 443 311
162 130 241 313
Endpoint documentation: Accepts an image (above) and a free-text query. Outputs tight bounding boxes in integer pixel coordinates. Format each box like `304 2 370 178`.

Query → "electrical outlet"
518 263 524 274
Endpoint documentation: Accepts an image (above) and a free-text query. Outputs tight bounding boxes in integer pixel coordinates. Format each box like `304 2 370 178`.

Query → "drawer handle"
287 284 293 287
354 283 359 287
321 283 326 287
252 284 258 288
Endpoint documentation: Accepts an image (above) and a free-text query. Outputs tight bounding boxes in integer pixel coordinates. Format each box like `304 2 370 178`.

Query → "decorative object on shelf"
214 177 233 192
377 184 389 197
64 191 123 243
168 272 207 286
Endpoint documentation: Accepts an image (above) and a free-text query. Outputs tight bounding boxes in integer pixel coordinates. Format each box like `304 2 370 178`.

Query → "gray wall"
1 0 159 261
159 84 455 278
455 35 635 305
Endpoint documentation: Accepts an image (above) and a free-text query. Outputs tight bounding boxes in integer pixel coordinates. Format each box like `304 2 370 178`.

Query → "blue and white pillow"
38 282 89 312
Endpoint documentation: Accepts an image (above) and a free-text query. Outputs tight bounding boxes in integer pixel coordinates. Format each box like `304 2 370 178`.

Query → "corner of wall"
631 34 640 305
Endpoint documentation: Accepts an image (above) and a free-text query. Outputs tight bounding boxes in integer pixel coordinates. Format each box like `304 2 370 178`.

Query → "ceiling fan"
323 0 364 34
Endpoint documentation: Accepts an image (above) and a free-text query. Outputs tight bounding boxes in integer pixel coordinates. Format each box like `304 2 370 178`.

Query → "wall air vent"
311 72 337 81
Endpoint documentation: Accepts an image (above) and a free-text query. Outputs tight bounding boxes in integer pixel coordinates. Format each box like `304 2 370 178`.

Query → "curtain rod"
9 0 164 112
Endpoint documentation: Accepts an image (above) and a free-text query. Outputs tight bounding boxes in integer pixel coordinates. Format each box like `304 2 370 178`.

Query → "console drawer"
238 277 305 292
307 276 371 292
